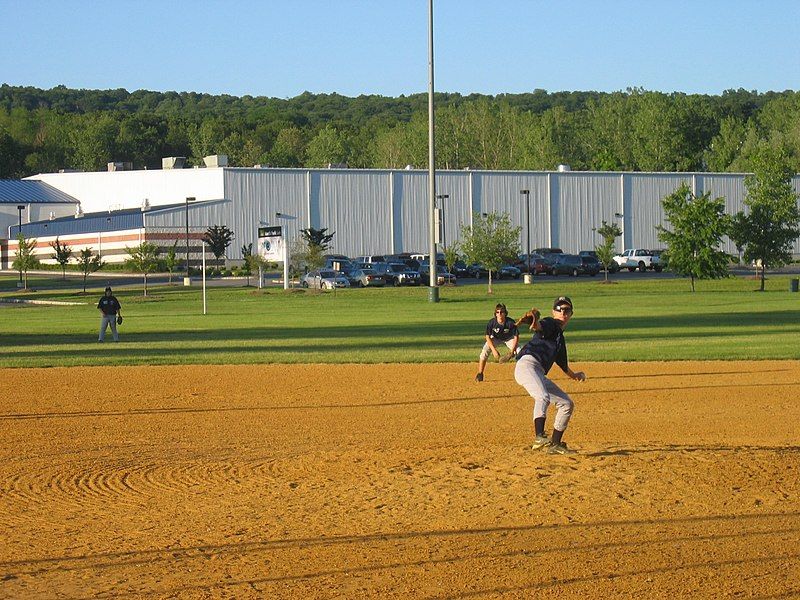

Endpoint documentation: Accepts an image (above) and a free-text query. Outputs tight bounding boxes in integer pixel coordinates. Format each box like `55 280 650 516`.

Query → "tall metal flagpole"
427 0 439 302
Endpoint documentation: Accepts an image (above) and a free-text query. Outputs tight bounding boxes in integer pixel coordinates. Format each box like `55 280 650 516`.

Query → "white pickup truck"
613 249 663 272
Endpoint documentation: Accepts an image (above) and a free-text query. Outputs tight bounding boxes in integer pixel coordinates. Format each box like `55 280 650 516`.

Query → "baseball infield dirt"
1 361 798 599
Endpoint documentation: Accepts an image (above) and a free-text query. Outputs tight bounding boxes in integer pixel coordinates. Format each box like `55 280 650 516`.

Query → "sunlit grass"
1 274 799 367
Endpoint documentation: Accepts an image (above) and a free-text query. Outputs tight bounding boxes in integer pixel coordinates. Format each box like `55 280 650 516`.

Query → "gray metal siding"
317 171 391 257
556 174 621 253
629 174 690 250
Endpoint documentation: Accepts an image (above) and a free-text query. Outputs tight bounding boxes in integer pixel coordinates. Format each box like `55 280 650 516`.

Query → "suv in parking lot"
385 262 422 286
550 254 585 276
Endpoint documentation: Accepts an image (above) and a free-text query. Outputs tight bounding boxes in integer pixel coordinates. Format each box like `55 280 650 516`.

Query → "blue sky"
1 1 798 98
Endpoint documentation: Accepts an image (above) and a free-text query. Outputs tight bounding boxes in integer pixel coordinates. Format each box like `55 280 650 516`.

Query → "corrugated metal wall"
23 168 800 261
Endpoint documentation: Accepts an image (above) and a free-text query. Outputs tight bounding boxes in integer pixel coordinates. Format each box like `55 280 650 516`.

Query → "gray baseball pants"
514 354 574 431
99 315 118 342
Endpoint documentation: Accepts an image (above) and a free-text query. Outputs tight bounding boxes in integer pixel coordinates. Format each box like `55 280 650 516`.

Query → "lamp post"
520 190 530 274
427 0 438 302
16 205 24 286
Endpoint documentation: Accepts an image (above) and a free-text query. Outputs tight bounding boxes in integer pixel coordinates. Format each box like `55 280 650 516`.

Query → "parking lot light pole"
520 190 530 274
185 197 195 282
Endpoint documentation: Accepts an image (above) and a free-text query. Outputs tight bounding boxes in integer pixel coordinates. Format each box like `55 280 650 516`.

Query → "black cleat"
475 373 484 382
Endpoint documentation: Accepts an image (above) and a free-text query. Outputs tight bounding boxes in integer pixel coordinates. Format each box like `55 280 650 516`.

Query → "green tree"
443 242 460 276
49 237 73 279
657 183 731 292
268 126 305 167
299 227 335 251
459 212 521 294
594 221 622 282
164 240 179 284
729 147 800 291
125 241 161 296
76 247 103 293
12 233 39 289
204 225 235 265
305 125 348 167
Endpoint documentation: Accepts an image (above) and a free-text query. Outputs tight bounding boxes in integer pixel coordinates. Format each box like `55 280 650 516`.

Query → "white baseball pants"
514 354 574 431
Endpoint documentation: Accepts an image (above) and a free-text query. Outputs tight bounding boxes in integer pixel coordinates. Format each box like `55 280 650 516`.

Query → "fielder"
97 286 122 342
475 303 519 382
514 296 586 455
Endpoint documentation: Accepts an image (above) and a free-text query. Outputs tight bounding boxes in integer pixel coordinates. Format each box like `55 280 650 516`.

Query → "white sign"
258 226 284 261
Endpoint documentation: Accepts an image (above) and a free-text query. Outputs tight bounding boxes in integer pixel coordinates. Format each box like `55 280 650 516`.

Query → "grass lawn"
1 274 799 367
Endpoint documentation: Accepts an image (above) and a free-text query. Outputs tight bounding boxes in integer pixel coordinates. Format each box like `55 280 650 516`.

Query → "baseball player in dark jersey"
514 296 586 455
475 303 519 382
97 286 122 342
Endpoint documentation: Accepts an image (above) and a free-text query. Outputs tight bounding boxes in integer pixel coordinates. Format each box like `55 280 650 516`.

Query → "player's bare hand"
572 371 586 382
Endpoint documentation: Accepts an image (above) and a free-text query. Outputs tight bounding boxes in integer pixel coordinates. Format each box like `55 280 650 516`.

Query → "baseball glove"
515 307 541 330
116 315 123 325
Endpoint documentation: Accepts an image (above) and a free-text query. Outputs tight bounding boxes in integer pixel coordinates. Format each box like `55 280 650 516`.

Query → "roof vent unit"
107 161 133 172
49 211 56 221
203 154 228 168
141 198 151 212
557 164 571 172
404 164 414 170
75 205 84 218
162 156 187 170
327 163 347 169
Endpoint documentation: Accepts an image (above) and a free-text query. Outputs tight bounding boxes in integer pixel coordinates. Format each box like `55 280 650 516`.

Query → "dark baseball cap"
553 296 573 310
105 286 112 292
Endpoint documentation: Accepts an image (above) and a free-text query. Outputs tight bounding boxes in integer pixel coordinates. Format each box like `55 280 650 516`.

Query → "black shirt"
98 296 121 315
485 317 518 342
518 317 568 374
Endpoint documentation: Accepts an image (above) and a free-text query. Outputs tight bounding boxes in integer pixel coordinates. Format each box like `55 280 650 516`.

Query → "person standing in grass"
97 286 122 342
475 303 519 382
514 296 586 455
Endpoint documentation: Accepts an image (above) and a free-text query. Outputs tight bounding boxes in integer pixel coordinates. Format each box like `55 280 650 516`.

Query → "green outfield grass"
1 274 799 367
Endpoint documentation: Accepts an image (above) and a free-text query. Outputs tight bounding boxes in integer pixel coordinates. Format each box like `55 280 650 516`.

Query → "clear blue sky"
1 0 798 99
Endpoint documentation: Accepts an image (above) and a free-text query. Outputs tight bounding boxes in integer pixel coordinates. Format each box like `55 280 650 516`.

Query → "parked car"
578 250 597 258
301 269 350 289
515 253 545 273
417 261 456 285
452 259 471 277
354 255 389 266
534 247 564 256
579 255 601 276
348 267 386 288
385 262 422 286
613 248 663 272
324 257 354 271
550 254 585 276
467 264 520 279
538 253 564 274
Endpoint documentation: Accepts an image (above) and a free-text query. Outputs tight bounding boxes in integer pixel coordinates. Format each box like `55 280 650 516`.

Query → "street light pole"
16 205 24 286
520 190 530 274
427 0 438 302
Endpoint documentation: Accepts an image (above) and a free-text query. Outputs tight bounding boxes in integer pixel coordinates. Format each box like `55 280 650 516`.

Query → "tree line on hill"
1 84 799 178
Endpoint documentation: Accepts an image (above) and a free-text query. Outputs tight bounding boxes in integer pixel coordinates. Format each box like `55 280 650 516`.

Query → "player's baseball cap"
105 286 112 292
553 296 573 311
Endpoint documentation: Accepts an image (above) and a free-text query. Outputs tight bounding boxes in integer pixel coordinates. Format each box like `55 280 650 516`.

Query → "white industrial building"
2 160 800 268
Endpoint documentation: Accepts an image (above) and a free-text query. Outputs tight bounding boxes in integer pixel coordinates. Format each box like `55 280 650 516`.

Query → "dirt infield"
1 361 798 599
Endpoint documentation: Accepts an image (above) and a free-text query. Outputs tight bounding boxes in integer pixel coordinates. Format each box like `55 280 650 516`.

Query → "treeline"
1 84 798 178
